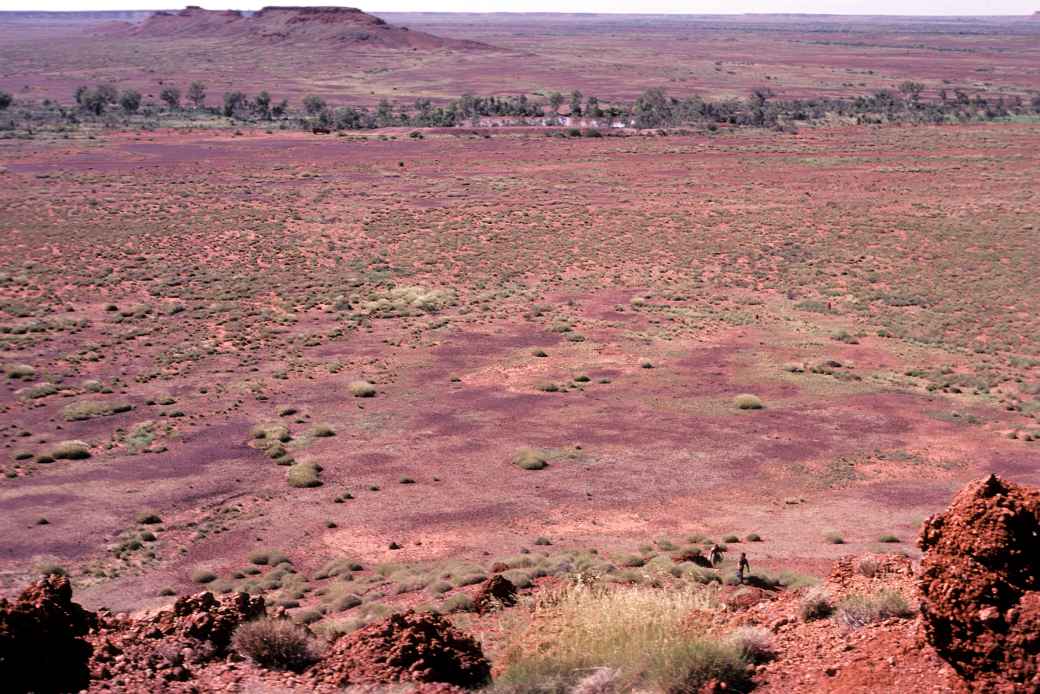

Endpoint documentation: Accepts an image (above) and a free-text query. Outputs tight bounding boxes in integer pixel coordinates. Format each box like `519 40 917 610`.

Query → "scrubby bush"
878 534 901 543
0 90 12 110
287 462 322 488
728 626 775 664
824 531 845 544
49 441 91 460
349 381 376 397
119 90 141 114
191 568 217 584
513 448 548 470
232 617 318 671
836 589 913 628
799 587 834 621
733 394 764 410
62 400 133 421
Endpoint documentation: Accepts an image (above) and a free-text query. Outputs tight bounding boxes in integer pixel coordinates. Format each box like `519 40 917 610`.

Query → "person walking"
737 552 751 584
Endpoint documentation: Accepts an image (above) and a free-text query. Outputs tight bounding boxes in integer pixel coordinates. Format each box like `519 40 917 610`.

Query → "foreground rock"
310 611 491 689
89 591 265 686
919 474 1040 692
0 574 96 694
473 574 517 614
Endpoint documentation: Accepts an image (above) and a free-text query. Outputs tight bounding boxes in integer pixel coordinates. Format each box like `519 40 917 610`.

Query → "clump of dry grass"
799 586 834 621
836 589 913 629
513 448 549 470
49 440 91 460
733 394 764 410
286 461 322 488
349 381 377 397
62 399 133 421
497 581 749 692
232 618 318 671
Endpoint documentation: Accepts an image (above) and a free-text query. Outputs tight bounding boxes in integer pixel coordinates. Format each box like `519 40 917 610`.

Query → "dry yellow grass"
496 580 749 692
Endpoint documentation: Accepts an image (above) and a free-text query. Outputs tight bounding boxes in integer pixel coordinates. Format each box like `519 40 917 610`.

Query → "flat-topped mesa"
255 6 387 26
105 5 495 50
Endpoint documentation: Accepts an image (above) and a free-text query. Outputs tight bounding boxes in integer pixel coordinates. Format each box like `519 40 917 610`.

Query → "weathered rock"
918 474 1040 692
473 574 517 614
0 574 96 693
310 611 491 689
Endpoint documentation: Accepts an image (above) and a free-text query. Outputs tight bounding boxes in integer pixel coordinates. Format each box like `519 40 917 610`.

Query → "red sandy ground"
1 122 1038 623
0 13 1038 107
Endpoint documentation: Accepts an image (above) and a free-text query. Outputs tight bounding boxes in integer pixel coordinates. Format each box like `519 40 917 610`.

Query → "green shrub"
878 534 901 543
824 532 845 544
232 618 318 672
135 511 162 524
745 533 762 542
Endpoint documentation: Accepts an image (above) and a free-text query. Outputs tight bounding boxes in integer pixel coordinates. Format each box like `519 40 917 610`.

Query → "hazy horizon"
0 1 1036 17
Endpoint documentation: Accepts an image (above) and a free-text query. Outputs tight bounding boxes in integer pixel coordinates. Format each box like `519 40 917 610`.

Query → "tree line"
1 82 1039 133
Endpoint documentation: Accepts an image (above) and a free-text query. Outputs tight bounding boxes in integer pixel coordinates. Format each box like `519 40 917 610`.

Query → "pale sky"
0 0 1035 14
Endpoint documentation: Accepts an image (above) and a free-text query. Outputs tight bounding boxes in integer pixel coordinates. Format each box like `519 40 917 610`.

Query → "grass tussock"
62 399 133 421
286 461 322 488
232 617 318 672
733 394 764 410
836 589 913 629
497 581 749 693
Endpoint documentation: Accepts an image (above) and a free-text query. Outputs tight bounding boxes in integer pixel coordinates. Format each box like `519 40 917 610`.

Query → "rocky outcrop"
473 574 517 614
0 574 96 694
89 591 266 686
101 6 496 50
310 610 491 689
918 474 1040 692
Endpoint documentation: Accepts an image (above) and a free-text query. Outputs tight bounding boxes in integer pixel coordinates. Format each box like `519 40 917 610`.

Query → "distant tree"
376 98 394 127
0 90 11 111
223 91 247 118
119 89 142 113
271 98 288 118
898 81 924 102
585 95 601 118
95 84 118 105
303 95 326 116
160 86 181 110
548 91 564 112
569 89 583 116
77 88 107 115
254 91 271 119
187 81 207 108
633 87 672 128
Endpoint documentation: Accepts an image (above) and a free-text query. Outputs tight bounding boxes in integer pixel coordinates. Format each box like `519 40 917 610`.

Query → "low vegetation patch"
287 461 323 488
836 589 913 628
232 617 318 672
349 381 377 397
513 448 549 470
62 399 133 421
733 394 764 410
497 582 750 692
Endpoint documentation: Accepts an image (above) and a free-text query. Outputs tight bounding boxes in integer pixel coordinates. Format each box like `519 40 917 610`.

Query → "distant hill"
97 6 497 50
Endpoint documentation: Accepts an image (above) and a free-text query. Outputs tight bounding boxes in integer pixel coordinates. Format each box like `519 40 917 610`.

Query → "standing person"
708 543 725 567
737 552 751 584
